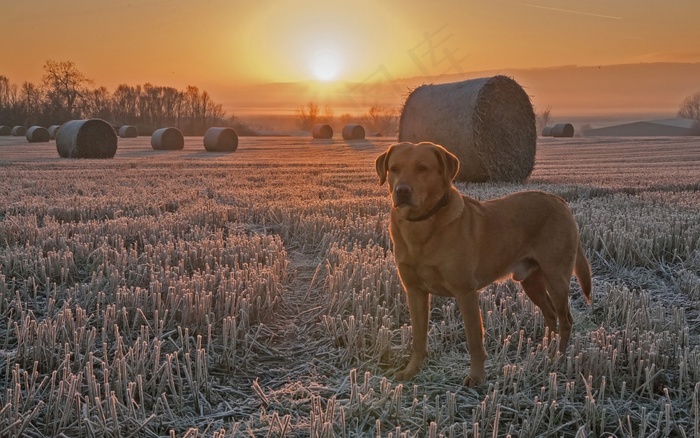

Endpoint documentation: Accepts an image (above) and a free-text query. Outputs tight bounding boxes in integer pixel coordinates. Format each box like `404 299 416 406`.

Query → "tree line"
0 60 253 136
295 102 400 136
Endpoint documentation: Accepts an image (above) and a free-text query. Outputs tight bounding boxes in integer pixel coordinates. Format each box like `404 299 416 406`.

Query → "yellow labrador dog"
375 142 591 386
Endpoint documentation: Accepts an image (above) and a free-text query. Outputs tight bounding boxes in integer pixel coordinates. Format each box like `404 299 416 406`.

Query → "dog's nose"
394 183 412 204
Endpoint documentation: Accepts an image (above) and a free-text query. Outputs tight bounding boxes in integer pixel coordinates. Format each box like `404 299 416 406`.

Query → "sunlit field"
1 135 700 437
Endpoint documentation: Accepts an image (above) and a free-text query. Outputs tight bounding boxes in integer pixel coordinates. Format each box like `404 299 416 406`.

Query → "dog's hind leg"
542 273 573 353
520 270 558 340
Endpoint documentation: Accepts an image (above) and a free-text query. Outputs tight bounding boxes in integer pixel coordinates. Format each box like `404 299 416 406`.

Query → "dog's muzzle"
393 183 413 207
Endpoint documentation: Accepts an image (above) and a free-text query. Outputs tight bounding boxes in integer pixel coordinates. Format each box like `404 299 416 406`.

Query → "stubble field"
1 134 700 437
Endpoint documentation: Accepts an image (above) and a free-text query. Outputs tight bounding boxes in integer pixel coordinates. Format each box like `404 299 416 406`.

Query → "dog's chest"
398 260 454 297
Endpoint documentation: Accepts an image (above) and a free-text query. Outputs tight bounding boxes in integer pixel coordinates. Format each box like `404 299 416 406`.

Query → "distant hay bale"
47 125 62 139
312 124 333 139
551 123 574 137
542 125 553 136
342 124 365 140
11 126 26 136
56 118 118 159
151 127 184 150
118 125 138 138
203 127 238 152
398 75 536 183
25 126 50 143
0 126 11 136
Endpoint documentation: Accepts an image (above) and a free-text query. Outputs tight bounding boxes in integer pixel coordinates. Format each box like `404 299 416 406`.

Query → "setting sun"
311 50 341 81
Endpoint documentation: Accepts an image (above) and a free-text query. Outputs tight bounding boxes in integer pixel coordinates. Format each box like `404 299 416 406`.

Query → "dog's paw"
394 367 418 381
463 374 483 387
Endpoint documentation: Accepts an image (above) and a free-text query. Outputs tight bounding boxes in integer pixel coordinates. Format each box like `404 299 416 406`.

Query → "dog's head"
375 142 459 215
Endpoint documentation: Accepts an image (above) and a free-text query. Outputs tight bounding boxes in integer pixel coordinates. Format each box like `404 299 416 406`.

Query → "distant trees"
0 59 236 135
295 102 400 136
678 91 700 122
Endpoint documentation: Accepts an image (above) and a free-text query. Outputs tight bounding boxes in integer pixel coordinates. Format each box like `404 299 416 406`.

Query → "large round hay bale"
342 124 365 140
0 126 11 136
203 127 238 152
56 118 118 159
551 123 574 137
151 127 184 150
398 75 536 183
541 125 553 136
47 125 62 139
118 125 138 138
311 124 333 139
26 126 50 143
11 126 26 136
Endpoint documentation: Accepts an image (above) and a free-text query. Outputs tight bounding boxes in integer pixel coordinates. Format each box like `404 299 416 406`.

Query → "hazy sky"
3 0 700 114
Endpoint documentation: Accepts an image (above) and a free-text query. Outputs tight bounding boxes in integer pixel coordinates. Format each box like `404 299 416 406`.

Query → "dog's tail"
574 241 592 303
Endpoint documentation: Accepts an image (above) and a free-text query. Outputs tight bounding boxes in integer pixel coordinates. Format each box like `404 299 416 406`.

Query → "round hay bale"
47 125 62 139
0 126 11 136
541 125 553 136
11 126 26 136
151 127 184 150
56 118 118 159
203 127 238 152
342 124 365 140
25 126 50 143
118 125 138 138
551 123 574 137
312 124 333 139
398 75 536 183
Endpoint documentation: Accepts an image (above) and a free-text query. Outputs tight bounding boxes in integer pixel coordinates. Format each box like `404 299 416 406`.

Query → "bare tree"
295 102 320 131
20 82 43 125
84 86 112 120
0 76 11 110
42 60 93 120
535 105 553 135
339 112 354 125
112 84 142 125
364 105 399 136
320 105 334 124
678 92 700 122
162 87 183 128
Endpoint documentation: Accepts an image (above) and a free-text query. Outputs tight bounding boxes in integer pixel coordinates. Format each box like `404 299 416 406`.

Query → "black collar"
405 192 451 222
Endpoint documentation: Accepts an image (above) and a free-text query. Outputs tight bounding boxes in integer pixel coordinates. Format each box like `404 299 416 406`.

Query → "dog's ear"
375 145 394 186
433 145 460 184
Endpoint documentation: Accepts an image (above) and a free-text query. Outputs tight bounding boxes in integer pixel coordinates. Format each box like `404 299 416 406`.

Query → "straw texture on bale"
48 125 61 139
25 126 50 143
118 125 138 138
151 127 184 150
551 123 575 137
11 126 26 136
56 118 118 159
542 125 553 136
0 126 11 135
399 75 536 183
312 124 333 139
203 127 239 152
342 124 365 140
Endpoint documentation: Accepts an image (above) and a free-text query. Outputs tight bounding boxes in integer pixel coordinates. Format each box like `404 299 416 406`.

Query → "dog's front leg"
455 291 487 386
395 287 430 381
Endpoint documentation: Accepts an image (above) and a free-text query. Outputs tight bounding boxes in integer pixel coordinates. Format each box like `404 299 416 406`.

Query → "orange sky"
3 0 700 117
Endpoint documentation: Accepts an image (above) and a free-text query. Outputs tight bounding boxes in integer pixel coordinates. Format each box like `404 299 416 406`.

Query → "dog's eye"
416 165 428 172
389 166 399 173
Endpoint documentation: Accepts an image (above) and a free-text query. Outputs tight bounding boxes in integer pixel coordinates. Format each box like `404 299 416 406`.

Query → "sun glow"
311 50 341 81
